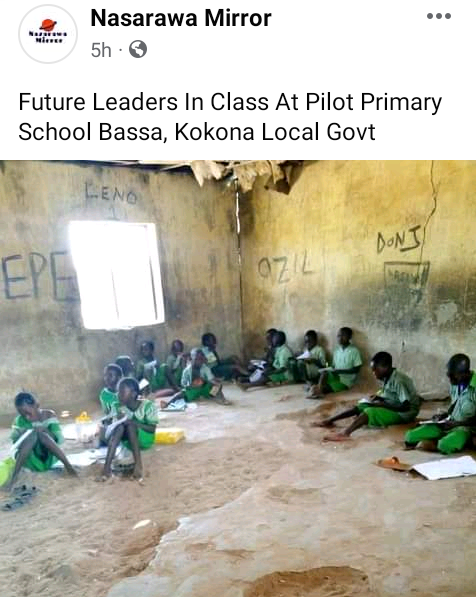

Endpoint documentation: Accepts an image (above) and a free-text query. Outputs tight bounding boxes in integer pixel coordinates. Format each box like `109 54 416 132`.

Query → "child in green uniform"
162 339 187 390
99 364 122 416
237 331 295 390
135 341 156 381
308 327 362 399
313 352 421 441
115 355 135 378
201 333 248 380
405 354 476 454
100 377 159 480
296 330 326 383
6 393 76 490
180 348 229 403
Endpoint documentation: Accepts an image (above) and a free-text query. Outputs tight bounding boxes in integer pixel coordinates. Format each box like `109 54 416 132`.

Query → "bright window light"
69 221 165 330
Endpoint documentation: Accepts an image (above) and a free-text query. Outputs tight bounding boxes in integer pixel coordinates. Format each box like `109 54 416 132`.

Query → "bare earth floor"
1 385 475 597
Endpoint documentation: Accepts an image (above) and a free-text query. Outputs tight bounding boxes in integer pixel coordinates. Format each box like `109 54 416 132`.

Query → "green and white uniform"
269 344 295 383
327 344 363 392
181 362 215 401
99 388 120 416
405 372 476 454
357 369 421 427
120 399 159 450
11 415 64 472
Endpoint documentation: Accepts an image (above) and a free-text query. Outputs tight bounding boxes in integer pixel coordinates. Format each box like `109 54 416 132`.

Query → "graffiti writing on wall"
1 251 79 302
384 261 430 303
377 225 421 254
258 251 315 284
84 182 138 205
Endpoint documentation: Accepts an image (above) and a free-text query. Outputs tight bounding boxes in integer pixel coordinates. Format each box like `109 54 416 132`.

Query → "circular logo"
129 40 147 58
19 5 77 64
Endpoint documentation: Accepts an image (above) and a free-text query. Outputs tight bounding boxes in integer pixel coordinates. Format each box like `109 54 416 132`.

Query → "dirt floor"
1 385 476 597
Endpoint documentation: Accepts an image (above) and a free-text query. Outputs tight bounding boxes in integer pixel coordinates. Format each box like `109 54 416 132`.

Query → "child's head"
139 341 155 361
304 330 318 349
447 353 471 385
370 352 393 381
115 356 134 377
191 348 207 368
272 331 286 348
171 339 184 355
265 328 277 347
117 377 140 405
337 327 352 346
14 392 39 421
103 364 123 392
202 333 216 350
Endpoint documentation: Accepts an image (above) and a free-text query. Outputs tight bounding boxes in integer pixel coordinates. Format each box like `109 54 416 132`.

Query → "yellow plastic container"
155 427 185 444
75 411 93 443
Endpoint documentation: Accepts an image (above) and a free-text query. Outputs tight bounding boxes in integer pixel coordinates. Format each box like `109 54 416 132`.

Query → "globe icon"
129 40 147 58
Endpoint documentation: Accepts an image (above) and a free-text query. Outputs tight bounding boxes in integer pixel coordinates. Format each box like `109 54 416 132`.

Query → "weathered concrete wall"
240 160 476 393
0 161 241 415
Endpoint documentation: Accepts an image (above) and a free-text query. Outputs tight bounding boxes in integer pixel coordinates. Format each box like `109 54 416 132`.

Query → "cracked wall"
0 161 241 416
240 160 476 392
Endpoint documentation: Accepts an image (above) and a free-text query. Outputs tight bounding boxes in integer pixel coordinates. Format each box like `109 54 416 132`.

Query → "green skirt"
151 364 183 391
357 403 404 427
326 372 349 393
22 443 57 472
184 382 213 401
123 428 155 451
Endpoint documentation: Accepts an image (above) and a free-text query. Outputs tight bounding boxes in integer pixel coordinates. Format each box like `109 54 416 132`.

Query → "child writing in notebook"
99 377 159 481
6 392 76 490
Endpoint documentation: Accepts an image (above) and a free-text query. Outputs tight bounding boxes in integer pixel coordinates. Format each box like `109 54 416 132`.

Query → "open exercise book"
412 455 476 480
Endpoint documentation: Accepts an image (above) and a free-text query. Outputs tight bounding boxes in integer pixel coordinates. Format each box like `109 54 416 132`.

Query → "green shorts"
268 370 295 384
357 404 404 427
123 428 155 451
22 443 58 472
326 372 350 393
184 382 213 401
405 424 471 455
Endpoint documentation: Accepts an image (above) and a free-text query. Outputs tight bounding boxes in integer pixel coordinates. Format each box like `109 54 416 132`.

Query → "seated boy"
135 341 156 381
313 352 421 441
150 340 187 393
405 353 476 454
115 355 135 379
201 333 248 380
100 377 159 480
308 327 362 399
237 331 295 390
296 330 326 384
99 364 122 416
7 392 76 490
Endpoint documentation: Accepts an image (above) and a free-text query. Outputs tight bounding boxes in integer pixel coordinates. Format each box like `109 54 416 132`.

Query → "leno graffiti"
377 225 421 254
84 182 138 205
258 251 315 283
1 250 79 302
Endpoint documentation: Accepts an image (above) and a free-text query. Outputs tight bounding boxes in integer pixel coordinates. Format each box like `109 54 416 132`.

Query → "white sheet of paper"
358 398 373 404
139 378 150 390
412 455 476 480
297 350 312 360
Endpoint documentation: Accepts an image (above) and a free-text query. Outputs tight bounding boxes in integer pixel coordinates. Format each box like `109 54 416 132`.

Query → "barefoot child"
201 333 248 379
404 354 476 454
296 330 326 384
308 327 362 399
313 352 421 441
7 392 76 489
100 378 159 480
238 331 295 390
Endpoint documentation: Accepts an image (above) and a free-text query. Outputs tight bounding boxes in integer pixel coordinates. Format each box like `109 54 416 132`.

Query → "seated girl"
6 392 76 490
161 348 230 407
148 340 187 394
135 340 156 381
201 333 248 380
100 377 159 481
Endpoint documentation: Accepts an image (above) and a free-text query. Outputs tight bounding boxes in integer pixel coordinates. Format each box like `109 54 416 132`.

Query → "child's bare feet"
133 464 143 480
310 420 334 428
323 432 351 442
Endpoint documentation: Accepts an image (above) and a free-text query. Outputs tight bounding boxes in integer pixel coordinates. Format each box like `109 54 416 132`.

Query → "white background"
0 0 473 158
